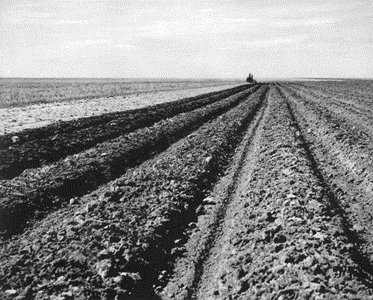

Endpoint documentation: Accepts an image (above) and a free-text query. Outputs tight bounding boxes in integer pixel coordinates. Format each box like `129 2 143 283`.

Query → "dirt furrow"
279 85 373 194
0 85 262 239
190 85 373 299
297 81 373 105
291 81 373 112
280 84 373 275
162 82 271 300
283 84 373 136
1 81 371 299
280 84 373 145
0 87 268 299
287 82 373 119
0 84 253 179
0 85 244 149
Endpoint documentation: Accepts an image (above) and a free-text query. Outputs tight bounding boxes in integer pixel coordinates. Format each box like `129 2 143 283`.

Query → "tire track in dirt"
0 86 268 299
0 85 252 179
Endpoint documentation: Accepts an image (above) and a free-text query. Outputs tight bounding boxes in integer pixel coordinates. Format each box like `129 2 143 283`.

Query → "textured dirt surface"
162 83 373 299
0 85 250 180
0 83 238 135
0 81 373 299
0 84 259 238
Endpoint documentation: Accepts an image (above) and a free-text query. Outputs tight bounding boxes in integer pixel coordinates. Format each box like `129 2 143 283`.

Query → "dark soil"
1 82 373 299
0 85 251 179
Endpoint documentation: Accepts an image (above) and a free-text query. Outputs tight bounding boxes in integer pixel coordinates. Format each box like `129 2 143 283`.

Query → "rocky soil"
1 81 373 299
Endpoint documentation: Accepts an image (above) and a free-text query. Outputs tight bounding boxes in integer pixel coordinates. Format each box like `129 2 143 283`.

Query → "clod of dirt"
11 136 20 143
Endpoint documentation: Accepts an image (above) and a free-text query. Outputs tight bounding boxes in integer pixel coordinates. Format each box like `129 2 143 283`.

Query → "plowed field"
1 81 373 299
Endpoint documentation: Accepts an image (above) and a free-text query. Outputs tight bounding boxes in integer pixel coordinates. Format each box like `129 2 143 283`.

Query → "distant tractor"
246 73 256 83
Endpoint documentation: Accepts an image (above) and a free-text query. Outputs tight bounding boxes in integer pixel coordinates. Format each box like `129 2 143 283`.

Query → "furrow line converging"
0 85 249 149
0 86 268 299
278 84 373 287
0 86 262 239
0 84 254 179
282 84 373 136
279 84 373 281
164 86 270 300
188 85 373 299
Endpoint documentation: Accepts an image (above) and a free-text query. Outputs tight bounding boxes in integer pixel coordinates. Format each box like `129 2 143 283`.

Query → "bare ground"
1 81 373 299
0 84 237 135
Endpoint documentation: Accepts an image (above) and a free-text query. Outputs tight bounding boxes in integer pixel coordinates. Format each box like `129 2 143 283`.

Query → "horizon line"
0 76 372 80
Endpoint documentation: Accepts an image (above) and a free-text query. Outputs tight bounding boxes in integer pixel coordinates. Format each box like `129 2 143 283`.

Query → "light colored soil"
0 84 236 135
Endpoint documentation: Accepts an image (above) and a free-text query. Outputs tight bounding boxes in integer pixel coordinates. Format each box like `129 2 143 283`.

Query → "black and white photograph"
0 0 372 299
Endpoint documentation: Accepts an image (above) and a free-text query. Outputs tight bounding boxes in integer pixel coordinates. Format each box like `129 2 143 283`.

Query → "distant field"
0 81 242 134
0 78 240 108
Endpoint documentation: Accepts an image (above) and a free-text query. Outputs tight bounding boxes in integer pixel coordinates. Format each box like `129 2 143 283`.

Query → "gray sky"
0 0 372 79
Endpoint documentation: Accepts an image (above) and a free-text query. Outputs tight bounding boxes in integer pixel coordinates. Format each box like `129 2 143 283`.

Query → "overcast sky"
0 0 372 79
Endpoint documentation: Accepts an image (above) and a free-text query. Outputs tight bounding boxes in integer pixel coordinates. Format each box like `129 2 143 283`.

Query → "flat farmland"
1 80 373 299
0 78 241 135
0 78 242 108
